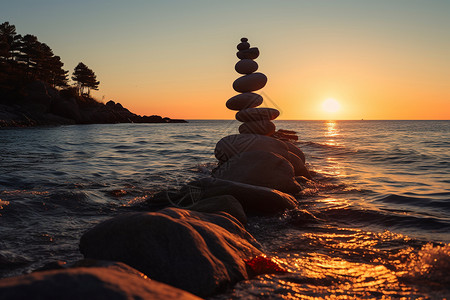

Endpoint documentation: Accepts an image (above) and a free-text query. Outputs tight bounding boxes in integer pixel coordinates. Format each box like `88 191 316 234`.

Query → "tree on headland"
72 62 100 96
0 21 69 88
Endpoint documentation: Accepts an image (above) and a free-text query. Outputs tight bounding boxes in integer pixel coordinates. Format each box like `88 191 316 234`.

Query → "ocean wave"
400 243 450 288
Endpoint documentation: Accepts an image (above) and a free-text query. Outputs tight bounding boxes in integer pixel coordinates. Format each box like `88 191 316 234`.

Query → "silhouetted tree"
72 62 100 96
0 22 69 88
0 22 16 61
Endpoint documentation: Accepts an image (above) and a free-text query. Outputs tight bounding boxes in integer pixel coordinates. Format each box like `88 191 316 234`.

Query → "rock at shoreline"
148 177 297 215
213 151 302 194
0 81 187 127
190 195 247 225
79 208 262 297
283 140 306 163
287 151 311 178
0 261 201 300
185 178 297 214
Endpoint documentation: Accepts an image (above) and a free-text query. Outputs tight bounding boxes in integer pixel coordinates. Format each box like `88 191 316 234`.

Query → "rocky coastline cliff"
0 81 186 127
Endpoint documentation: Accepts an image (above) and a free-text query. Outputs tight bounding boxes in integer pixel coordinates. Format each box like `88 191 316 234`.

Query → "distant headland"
0 22 186 127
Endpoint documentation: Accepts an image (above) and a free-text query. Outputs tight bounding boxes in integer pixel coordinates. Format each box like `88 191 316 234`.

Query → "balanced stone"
236 47 259 60
233 73 267 93
239 120 276 136
237 42 250 51
226 93 263 110
236 107 280 122
241 37 248 42
235 59 258 74
214 134 289 162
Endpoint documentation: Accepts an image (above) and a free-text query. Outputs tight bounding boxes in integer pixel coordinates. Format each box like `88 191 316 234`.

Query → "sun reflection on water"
213 226 450 299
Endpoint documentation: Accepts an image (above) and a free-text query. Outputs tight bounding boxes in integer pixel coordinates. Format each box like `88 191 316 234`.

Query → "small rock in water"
239 120 276 136
235 59 258 74
226 93 263 111
185 177 297 214
233 73 267 93
236 47 259 60
236 107 280 122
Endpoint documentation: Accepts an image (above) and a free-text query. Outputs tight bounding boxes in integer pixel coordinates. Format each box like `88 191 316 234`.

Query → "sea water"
0 120 449 299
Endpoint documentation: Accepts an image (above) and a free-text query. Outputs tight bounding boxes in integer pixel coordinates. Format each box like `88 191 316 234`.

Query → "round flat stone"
236 47 259 60
237 42 250 50
226 93 263 111
239 120 276 136
233 73 267 93
240 37 248 42
235 59 258 74
236 107 280 122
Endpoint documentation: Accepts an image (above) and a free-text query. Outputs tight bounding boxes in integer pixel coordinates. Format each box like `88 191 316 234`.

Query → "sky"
2 0 450 120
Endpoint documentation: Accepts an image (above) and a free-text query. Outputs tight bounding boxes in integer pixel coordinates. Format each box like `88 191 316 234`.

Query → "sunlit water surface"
1 120 449 299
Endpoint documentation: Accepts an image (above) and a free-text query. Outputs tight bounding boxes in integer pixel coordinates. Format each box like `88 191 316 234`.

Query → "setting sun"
322 98 341 113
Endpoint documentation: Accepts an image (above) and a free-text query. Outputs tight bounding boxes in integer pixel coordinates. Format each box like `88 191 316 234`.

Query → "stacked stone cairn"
213 38 311 195
226 37 280 136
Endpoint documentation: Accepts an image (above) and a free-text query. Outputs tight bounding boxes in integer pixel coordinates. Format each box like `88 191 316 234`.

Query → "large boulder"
190 195 247 225
79 208 262 297
215 134 289 163
0 261 201 300
213 150 302 194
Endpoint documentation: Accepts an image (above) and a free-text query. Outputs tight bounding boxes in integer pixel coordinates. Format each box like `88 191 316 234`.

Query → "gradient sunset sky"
2 0 449 120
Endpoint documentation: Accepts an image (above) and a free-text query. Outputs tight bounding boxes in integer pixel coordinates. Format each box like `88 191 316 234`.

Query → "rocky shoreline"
0 38 312 299
0 81 186 128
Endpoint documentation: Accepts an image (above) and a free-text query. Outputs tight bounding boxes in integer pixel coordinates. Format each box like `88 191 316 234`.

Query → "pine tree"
72 62 100 96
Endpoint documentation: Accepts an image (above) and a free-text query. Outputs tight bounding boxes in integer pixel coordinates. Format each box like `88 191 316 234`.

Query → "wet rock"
0 262 201 300
287 151 311 178
283 141 306 163
236 47 260 60
213 150 302 194
182 177 297 214
233 73 267 93
239 120 276 136
272 129 299 141
236 107 280 122
190 195 247 225
226 93 263 111
235 59 258 74
215 134 289 163
79 208 261 297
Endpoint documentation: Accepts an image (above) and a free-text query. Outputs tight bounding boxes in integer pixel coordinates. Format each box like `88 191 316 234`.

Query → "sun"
322 98 340 113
